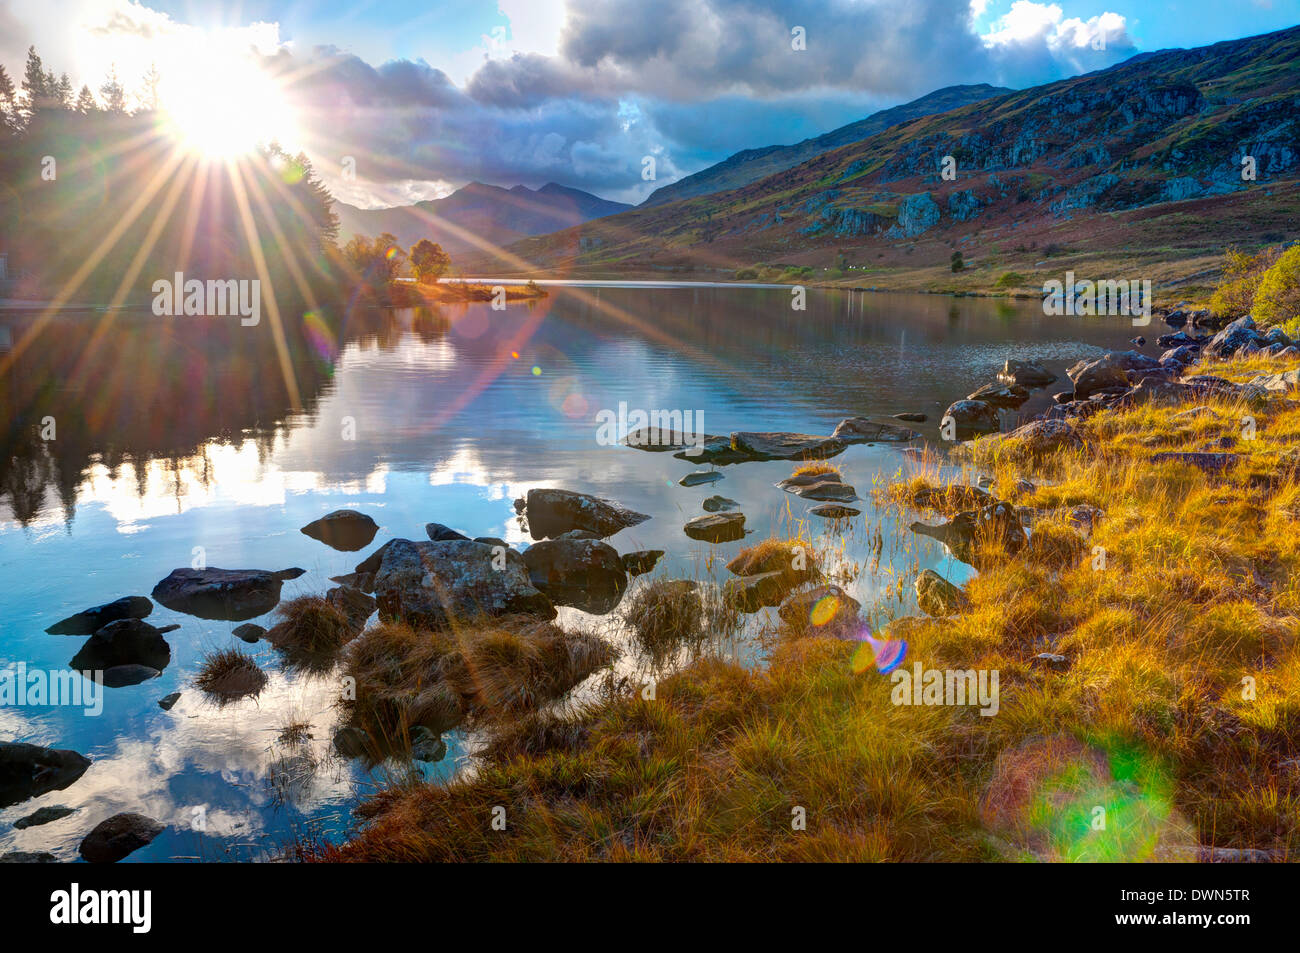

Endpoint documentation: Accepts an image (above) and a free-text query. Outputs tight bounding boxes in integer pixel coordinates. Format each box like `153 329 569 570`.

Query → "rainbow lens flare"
849 623 906 674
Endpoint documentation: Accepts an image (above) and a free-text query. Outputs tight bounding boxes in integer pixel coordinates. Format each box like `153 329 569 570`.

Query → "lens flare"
849 623 907 674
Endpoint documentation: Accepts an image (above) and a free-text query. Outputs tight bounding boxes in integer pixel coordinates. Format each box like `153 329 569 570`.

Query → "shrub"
996 271 1026 288
1252 245 1300 331
1208 245 1281 319
195 648 268 703
734 267 758 280
951 251 964 273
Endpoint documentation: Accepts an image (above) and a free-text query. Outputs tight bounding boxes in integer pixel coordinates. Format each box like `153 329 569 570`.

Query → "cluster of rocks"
0 741 164 863
944 359 1059 439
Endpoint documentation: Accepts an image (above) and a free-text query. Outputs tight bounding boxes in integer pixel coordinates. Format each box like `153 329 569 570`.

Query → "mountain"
640 84 1011 207
333 181 631 258
468 26 1300 279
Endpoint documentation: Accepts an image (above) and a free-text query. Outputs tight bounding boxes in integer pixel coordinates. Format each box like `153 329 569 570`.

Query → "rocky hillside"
334 181 630 259
470 26 1300 277
640 84 1010 208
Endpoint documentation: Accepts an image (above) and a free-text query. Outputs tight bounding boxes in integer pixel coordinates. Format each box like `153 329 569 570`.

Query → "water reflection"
0 286 1139 860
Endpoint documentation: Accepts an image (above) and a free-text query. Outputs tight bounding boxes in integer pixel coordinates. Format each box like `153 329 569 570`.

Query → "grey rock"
831 417 919 442
522 538 628 614
0 743 91 809
679 470 724 487
520 488 650 540
372 539 555 629
425 522 471 542
809 504 860 518
702 495 739 512
730 431 849 461
684 512 746 544
70 618 173 675
79 812 165 864
300 510 379 551
621 550 664 576
46 596 153 635
158 692 182 711
151 567 304 621
998 360 1056 387
915 569 969 618
14 805 78 829
231 623 265 643
0 851 57 863
942 399 1000 439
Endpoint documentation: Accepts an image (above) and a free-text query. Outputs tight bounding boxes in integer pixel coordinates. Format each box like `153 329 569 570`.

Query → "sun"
161 55 297 160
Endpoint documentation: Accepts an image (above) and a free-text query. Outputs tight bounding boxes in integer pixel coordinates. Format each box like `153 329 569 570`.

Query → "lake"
0 285 1143 861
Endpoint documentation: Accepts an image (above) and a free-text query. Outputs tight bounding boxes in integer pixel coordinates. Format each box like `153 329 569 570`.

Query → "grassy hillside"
640 84 1010 208
462 26 1300 293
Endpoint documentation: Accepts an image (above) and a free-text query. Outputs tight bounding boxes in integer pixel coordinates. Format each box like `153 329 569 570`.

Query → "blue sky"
2 0 1297 205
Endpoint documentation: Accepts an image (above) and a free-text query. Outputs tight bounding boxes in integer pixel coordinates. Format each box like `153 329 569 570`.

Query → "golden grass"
320 353 1300 862
791 461 841 480
339 615 615 753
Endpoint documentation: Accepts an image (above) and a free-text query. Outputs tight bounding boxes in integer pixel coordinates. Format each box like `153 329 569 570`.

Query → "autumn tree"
409 239 451 283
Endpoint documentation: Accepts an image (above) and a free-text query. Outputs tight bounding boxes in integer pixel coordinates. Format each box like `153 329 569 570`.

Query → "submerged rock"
45 596 152 636
809 504 860 518
151 567 305 621
702 495 739 512
519 488 650 540
909 502 1027 569
724 570 790 612
100 665 162 688
522 538 628 614
621 550 664 576
684 512 746 543
231 623 266 643
0 742 91 809
14 805 77 829
730 431 849 461
300 510 379 552
831 417 919 443
893 412 927 422
70 618 176 676
778 585 861 634
79 812 165 864
679 470 724 487
373 539 555 629
778 474 858 501
0 851 56 863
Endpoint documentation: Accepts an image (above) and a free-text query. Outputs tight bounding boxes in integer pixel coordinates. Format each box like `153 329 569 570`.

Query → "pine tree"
75 84 98 114
20 46 48 121
55 73 73 109
100 65 127 114
139 62 161 112
0 65 17 133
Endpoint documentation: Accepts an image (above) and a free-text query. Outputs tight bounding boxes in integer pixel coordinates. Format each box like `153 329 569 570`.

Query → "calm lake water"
0 285 1142 861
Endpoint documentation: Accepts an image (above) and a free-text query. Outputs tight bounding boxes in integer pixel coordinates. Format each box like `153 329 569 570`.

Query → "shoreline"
318 309 1300 863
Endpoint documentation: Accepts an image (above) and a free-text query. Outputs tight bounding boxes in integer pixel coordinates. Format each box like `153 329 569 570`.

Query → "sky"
1 0 1297 207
